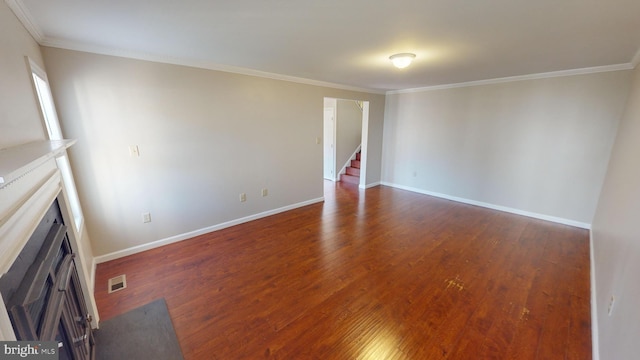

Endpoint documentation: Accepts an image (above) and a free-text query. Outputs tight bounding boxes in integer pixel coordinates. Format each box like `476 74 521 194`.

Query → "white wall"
0 3 97 273
0 1 46 148
41 47 385 256
0 1 97 322
382 71 632 225
591 64 640 359
335 99 362 172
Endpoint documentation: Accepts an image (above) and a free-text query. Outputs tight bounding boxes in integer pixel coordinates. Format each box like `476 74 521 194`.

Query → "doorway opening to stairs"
323 97 370 188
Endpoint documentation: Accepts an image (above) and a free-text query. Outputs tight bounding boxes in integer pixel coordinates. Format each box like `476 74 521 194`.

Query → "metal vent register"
108 274 127 293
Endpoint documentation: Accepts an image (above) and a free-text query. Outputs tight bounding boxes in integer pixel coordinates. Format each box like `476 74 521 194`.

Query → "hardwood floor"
94 181 591 359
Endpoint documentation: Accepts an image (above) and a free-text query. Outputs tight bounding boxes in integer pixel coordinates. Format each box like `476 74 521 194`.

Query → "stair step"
346 167 360 176
340 173 360 185
351 160 361 168
356 152 361 161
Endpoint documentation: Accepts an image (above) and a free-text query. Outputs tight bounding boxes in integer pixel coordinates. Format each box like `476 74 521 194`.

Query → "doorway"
323 97 369 188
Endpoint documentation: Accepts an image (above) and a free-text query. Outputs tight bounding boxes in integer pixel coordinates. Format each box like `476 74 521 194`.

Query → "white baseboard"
380 182 591 229
93 197 324 264
590 229 600 360
360 181 381 189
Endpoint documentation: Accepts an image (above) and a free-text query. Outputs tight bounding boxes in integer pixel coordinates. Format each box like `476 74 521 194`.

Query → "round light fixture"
389 53 416 69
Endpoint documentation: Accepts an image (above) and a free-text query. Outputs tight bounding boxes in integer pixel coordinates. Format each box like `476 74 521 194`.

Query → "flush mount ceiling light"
389 53 416 69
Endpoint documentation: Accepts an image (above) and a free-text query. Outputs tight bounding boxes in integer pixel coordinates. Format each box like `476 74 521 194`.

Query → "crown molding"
5 0 43 42
6 0 382 95
387 63 635 95
8 0 637 95
39 37 386 95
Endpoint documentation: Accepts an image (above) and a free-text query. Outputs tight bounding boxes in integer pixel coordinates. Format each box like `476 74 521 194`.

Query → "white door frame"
323 107 336 180
359 101 370 188
322 98 370 187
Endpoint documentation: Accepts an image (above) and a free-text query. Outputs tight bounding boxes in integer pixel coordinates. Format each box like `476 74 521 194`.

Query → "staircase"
340 151 361 185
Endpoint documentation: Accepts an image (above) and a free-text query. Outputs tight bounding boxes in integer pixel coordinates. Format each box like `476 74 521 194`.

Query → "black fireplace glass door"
0 199 94 359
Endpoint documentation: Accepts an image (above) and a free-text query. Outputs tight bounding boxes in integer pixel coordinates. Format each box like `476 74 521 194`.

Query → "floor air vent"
108 274 127 293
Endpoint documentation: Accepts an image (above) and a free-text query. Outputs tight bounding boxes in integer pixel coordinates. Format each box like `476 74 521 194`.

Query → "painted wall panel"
41 47 384 256
382 71 632 223
591 64 640 359
0 2 47 148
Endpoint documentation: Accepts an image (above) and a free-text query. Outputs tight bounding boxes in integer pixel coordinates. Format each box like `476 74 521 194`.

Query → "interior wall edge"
91 257 96 292
590 228 600 360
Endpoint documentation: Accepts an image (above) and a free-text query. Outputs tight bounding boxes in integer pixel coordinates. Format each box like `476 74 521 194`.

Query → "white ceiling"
10 0 640 92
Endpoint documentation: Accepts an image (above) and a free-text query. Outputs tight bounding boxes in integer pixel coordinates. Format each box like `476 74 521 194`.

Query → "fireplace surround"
0 140 98 343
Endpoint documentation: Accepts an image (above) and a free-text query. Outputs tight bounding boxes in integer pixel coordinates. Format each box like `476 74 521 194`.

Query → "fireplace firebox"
0 200 94 359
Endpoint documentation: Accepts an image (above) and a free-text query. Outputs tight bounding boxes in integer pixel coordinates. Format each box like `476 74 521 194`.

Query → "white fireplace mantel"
0 140 75 272
0 140 76 187
0 139 98 340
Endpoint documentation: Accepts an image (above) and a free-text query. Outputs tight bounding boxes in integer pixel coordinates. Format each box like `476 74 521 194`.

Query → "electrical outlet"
261 188 268 197
142 212 151 223
240 193 246 202
608 295 615 316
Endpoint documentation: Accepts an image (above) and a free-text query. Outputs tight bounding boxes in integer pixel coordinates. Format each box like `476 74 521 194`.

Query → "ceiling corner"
5 0 44 43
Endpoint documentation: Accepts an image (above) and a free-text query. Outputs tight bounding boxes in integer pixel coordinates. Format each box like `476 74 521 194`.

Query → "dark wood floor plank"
94 181 591 359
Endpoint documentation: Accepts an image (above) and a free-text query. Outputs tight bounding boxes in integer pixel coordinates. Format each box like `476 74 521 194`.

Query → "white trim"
34 34 639 95
387 63 634 95
7 0 636 95
323 105 338 181
38 37 385 95
0 169 61 274
590 229 600 360
91 258 96 292
0 141 100 336
26 57 47 81
359 102 370 188
10 0 378 94
0 140 74 187
360 181 381 190
5 0 43 42
380 182 591 229
89 257 98 329
94 197 325 264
